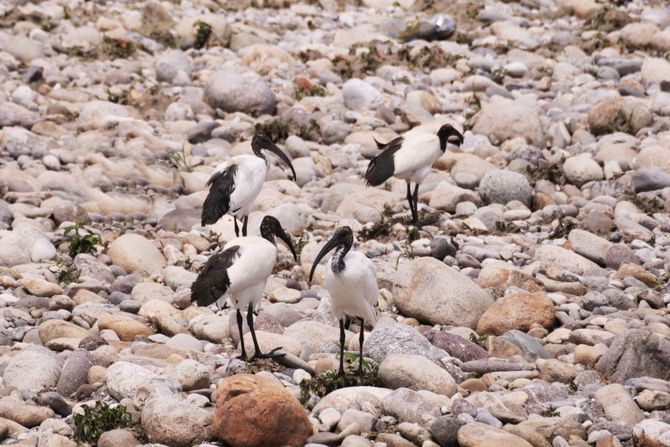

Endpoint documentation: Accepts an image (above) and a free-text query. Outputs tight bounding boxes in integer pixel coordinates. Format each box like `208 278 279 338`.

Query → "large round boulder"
393 258 493 328
213 374 312 447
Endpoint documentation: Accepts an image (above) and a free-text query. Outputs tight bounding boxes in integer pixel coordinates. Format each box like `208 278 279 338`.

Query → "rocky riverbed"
1 0 670 446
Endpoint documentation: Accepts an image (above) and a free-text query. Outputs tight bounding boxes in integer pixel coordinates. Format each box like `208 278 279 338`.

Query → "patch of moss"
54 258 79 285
548 216 577 240
0 8 57 31
299 354 381 402
331 41 460 80
255 117 320 143
584 7 632 32
597 109 636 136
359 217 391 242
578 32 609 55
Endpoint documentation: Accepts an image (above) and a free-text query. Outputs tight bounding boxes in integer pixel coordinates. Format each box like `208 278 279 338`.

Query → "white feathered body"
214 155 267 218
392 131 442 184
219 236 277 310
325 250 378 324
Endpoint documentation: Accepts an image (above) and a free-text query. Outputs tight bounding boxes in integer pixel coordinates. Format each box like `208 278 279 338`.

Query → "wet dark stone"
78 336 108 351
57 349 95 397
596 329 670 383
420 329 490 362
109 273 141 294
430 416 465 447
37 392 72 416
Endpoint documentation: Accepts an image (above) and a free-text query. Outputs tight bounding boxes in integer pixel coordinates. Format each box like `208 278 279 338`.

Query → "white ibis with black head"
364 124 463 225
201 133 297 237
191 215 296 360
309 226 378 375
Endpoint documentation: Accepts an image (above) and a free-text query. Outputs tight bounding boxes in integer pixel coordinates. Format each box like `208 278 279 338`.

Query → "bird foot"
235 352 247 361
249 347 286 361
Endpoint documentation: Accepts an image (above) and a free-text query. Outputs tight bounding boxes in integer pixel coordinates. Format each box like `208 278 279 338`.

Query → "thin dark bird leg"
233 217 240 237
412 183 420 225
406 182 416 223
338 319 346 376
248 302 284 360
242 215 248 237
236 309 246 360
358 318 365 376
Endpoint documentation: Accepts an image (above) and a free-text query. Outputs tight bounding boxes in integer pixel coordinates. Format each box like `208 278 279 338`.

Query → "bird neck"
252 146 267 161
260 226 276 246
330 244 350 273
438 133 448 152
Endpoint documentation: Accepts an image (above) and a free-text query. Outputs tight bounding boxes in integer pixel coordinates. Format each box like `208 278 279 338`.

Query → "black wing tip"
201 208 222 226
190 277 218 307
364 136 401 186
201 200 227 226
201 166 238 226
190 246 238 307
364 157 394 187
364 172 386 187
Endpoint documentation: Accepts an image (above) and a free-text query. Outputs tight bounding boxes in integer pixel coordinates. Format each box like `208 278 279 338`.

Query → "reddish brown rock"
477 293 556 336
213 374 312 447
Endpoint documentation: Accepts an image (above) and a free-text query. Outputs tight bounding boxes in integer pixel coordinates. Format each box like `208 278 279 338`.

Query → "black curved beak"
265 142 297 182
308 235 340 283
447 130 463 147
276 225 297 261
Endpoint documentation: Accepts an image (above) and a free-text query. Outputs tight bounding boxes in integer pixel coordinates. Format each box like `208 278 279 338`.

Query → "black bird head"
437 124 463 152
251 133 297 182
260 215 297 261
309 226 354 283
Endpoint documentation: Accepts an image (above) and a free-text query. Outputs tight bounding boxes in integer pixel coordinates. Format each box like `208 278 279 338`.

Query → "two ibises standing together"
190 123 463 373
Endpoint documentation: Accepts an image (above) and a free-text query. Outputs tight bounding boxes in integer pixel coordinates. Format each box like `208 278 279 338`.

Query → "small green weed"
407 226 420 242
168 144 193 172
193 21 212 49
101 36 135 59
359 217 390 241
63 222 103 258
491 66 507 84
294 233 309 263
54 258 79 285
106 89 129 105
73 401 132 444
395 241 416 269
293 84 327 101
465 91 481 111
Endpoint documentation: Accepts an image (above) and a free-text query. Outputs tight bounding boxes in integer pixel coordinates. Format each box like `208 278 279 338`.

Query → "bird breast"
324 251 378 322
224 156 268 215
392 132 442 182
225 237 277 293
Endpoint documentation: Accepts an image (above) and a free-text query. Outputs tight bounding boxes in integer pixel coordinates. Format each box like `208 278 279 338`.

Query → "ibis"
364 124 463 225
309 226 378 375
191 215 296 360
201 133 297 237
